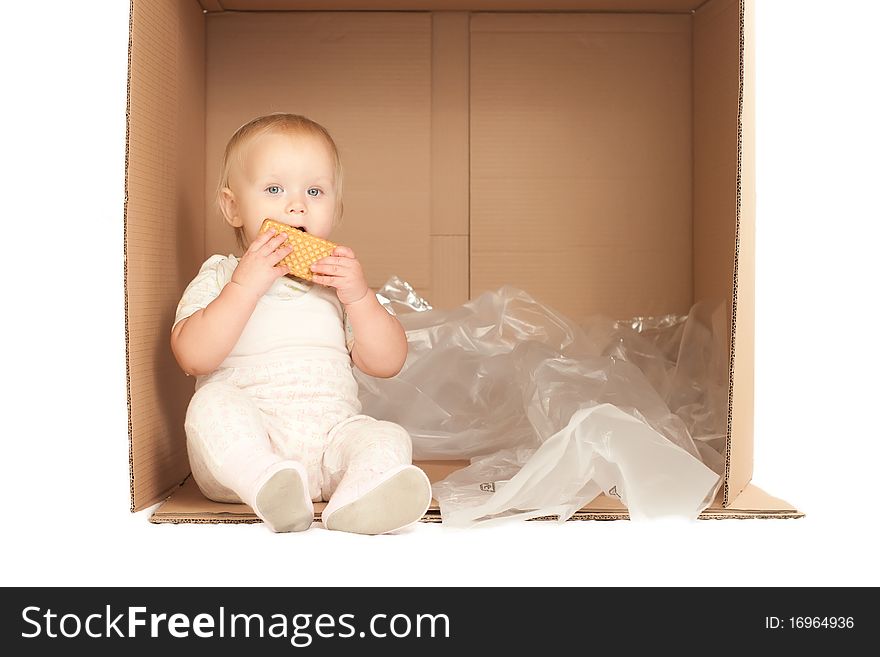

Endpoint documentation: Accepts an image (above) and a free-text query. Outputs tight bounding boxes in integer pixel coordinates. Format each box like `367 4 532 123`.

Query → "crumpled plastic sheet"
354 276 728 526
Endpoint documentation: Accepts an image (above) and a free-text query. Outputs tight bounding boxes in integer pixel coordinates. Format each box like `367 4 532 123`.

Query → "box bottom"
148 460 803 524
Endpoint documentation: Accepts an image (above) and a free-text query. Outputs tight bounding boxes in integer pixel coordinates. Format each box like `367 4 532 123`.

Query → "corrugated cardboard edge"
149 460 803 524
696 0 752 509
724 0 755 507
124 0 136 512
722 0 745 508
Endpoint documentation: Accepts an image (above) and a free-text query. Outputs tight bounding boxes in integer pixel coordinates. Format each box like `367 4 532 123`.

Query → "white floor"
2 0 878 587
5 471 874 587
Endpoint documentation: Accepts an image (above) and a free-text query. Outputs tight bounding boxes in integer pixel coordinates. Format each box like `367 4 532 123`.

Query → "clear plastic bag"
354 277 727 525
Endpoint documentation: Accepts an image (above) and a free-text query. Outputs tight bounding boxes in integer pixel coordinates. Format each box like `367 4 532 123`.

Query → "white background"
1 0 877 587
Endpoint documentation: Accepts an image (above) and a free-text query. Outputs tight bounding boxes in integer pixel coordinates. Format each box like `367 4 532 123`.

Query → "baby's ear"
218 187 242 227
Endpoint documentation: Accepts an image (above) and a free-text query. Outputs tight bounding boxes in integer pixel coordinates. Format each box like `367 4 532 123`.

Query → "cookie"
259 218 337 282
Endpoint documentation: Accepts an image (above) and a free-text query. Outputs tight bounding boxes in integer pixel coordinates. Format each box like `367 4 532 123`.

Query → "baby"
170 113 432 534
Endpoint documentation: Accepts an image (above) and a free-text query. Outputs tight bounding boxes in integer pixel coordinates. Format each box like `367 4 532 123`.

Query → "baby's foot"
250 460 314 533
321 464 432 535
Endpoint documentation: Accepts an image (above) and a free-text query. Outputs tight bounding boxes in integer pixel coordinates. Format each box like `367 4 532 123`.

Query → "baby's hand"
310 245 370 306
230 229 293 299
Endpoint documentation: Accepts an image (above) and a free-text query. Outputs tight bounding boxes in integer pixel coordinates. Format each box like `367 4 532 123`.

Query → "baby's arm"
171 283 260 376
171 229 294 376
344 294 408 378
307 243 407 377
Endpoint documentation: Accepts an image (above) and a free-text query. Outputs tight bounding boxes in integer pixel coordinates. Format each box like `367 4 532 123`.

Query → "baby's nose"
286 199 306 214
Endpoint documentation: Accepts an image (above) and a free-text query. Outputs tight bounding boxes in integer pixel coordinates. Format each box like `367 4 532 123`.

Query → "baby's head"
217 113 344 251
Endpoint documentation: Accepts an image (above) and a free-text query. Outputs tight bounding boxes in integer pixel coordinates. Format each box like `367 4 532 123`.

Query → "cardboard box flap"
694 0 755 505
724 483 798 514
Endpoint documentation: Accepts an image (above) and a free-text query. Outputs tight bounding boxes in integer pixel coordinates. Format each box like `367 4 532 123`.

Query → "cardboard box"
125 0 801 524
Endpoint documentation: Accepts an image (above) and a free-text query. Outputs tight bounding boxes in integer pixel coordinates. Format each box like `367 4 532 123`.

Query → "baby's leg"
320 416 431 535
185 381 314 532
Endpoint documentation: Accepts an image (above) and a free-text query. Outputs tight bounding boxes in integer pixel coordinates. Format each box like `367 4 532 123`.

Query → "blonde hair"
216 113 344 252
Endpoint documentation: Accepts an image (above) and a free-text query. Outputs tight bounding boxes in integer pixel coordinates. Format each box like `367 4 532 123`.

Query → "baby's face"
223 131 337 243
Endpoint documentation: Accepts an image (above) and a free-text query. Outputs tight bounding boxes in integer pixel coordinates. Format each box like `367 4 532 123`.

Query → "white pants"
184 358 412 503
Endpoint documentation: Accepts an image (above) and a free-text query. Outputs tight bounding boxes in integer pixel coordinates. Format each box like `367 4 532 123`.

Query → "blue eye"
266 185 282 194
307 188 322 197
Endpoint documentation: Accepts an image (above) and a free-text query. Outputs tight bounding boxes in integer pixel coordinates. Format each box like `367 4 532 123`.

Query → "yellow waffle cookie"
259 218 337 282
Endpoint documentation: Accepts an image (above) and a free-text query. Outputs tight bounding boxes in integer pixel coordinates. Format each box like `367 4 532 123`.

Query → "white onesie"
174 254 413 505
